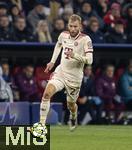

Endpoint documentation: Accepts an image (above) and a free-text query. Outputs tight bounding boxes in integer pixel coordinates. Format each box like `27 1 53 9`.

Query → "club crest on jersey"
87 41 93 49
74 42 78 46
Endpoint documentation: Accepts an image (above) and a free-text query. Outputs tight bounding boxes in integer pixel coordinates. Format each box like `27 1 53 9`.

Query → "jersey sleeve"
57 32 63 45
50 33 63 63
72 36 93 65
84 36 93 54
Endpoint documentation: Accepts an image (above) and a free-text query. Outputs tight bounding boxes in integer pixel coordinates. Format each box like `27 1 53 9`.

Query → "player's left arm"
72 36 93 65
66 36 93 64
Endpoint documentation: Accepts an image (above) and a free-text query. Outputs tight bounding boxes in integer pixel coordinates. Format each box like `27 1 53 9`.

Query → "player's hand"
44 62 54 73
65 50 74 59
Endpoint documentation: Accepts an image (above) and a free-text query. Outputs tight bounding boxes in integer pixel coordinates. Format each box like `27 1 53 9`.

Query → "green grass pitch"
50 125 132 150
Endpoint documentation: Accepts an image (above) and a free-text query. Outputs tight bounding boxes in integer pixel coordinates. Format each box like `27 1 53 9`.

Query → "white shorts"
48 72 81 103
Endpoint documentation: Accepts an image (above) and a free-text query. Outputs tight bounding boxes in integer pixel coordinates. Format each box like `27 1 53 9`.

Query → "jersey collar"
69 31 81 40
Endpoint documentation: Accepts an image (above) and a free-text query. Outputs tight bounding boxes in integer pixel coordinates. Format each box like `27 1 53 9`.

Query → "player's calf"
67 102 78 119
67 102 78 131
40 83 56 125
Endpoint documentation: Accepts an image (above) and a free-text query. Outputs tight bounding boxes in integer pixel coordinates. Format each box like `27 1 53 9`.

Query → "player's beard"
69 30 80 38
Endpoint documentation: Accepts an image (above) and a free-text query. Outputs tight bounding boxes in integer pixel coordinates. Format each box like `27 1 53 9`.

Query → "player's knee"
43 91 52 100
67 102 75 111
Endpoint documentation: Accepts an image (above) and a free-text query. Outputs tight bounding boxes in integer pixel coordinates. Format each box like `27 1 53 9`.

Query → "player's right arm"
44 33 63 73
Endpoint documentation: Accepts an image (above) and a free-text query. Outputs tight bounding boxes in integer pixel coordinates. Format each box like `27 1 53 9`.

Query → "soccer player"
37 14 93 133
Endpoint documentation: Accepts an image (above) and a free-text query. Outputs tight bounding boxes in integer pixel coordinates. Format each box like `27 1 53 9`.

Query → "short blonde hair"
69 14 82 24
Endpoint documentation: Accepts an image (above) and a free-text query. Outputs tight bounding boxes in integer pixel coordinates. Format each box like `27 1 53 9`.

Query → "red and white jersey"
55 31 93 84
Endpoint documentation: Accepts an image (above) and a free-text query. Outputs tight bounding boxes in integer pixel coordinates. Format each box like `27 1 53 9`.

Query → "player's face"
68 20 81 37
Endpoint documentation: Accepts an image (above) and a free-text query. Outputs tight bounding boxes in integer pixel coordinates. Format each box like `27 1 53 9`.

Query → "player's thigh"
43 79 65 99
66 86 80 103
43 83 56 99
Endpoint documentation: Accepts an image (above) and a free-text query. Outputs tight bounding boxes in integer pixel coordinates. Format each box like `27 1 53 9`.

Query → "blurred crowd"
0 0 132 43
0 59 132 124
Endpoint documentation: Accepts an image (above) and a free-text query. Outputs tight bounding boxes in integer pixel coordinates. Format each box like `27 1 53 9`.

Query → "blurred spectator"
37 1 50 15
73 0 85 13
59 0 73 16
49 0 61 23
10 4 24 22
95 0 109 17
116 0 125 5
61 7 73 26
36 20 52 43
36 0 50 7
51 18 65 42
35 66 51 97
96 64 124 123
21 0 36 15
15 65 40 102
79 1 104 28
27 2 47 31
1 62 12 84
0 66 13 102
11 0 22 11
124 0 132 5
119 59 132 110
84 17 105 43
79 65 94 99
122 0 132 13
0 1 13 8
103 2 124 28
105 21 127 43
78 65 102 124
0 15 13 41
0 3 8 17
13 16 37 42
126 6 132 43
1 61 20 101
